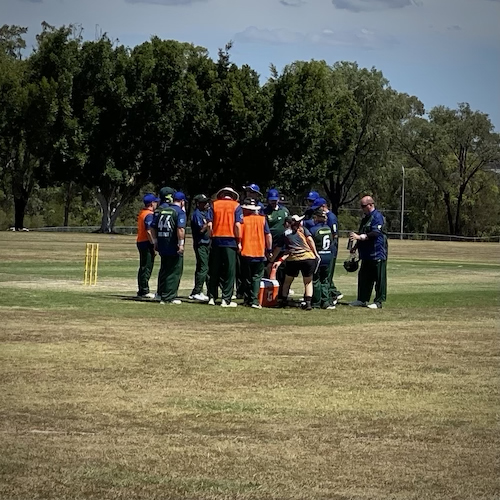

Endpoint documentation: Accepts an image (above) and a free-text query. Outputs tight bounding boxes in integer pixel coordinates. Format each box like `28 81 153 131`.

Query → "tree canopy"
0 23 498 237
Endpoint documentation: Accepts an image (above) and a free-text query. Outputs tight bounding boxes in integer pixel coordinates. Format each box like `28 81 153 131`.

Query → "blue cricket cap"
311 197 327 209
267 188 279 201
307 191 320 201
174 191 186 201
243 183 262 196
143 193 159 205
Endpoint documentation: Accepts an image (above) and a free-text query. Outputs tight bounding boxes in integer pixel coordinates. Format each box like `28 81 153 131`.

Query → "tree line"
0 23 499 236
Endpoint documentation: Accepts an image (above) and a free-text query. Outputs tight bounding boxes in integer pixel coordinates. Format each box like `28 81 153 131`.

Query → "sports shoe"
367 302 382 309
221 300 237 308
170 299 182 305
144 292 156 299
208 298 216 306
335 293 344 301
153 294 161 302
200 293 209 301
191 293 209 302
348 300 366 307
326 305 336 310
251 304 262 309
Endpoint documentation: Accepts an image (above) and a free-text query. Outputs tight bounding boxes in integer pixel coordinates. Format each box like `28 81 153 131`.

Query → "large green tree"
398 103 500 235
266 61 423 213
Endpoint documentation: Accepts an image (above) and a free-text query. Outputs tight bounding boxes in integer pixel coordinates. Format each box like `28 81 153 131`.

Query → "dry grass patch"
1 308 498 499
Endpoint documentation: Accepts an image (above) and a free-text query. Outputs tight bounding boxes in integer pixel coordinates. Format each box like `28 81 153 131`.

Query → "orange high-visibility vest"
136 208 153 243
241 214 265 258
211 199 239 238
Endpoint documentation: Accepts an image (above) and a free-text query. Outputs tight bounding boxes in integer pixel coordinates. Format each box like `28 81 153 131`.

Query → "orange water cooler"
258 263 280 308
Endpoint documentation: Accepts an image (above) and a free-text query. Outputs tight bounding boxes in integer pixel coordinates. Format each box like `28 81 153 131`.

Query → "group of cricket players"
136 183 379 310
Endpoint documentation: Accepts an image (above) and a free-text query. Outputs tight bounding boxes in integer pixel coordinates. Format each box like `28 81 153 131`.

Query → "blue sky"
5 0 500 128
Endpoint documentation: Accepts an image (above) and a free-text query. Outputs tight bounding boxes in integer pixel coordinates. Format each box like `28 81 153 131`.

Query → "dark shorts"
285 259 316 278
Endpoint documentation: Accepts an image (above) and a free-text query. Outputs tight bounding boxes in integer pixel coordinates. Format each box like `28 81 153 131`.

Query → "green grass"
0 232 499 499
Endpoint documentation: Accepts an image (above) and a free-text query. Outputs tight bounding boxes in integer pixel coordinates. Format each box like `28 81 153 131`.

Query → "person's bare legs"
303 276 313 310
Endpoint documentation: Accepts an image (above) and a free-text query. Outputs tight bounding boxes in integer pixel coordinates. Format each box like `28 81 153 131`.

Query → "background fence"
26 225 500 242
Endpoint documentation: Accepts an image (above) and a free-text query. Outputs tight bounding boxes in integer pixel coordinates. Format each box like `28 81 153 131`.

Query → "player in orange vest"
240 198 273 309
207 187 243 307
136 193 159 299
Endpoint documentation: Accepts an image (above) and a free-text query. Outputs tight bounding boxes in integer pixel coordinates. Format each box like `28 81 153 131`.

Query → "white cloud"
234 25 398 49
280 0 306 6
331 0 421 12
125 0 206 5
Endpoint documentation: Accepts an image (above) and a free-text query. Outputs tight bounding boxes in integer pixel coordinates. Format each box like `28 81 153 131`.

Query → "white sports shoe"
171 299 182 305
208 298 216 306
367 302 382 309
326 305 336 310
144 292 156 299
335 294 344 301
348 300 366 307
251 304 262 309
221 300 237 308
191 293 209 302
231 294 237 300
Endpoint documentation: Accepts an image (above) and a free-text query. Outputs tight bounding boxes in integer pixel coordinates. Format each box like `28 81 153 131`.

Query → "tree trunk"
443 192 455 235
454 189 465 236
95 189 130 233
96 192 114 233
13 195 28 230
63 181 72 227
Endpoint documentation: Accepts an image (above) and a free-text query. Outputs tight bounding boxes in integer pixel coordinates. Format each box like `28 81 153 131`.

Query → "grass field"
0 232 499 500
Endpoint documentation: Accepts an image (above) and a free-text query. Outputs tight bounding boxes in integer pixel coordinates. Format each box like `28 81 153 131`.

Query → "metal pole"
400 166 405 240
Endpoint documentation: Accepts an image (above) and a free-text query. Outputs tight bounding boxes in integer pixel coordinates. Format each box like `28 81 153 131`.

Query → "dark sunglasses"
360 203 371 207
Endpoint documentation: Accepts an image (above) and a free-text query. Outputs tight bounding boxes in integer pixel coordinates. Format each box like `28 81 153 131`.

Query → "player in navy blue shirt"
303 191 319 223
309 209 336 309
305 197 343 301
152 190 187 304
349 196 388 309
189 194 211 301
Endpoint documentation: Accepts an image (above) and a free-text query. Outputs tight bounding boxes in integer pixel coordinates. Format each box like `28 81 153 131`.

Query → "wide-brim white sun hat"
215 187 239 201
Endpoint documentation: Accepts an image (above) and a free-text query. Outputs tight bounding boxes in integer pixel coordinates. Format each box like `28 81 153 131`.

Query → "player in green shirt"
264 189 289 288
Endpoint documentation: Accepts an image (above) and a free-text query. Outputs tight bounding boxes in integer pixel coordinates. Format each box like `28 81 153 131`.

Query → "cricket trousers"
328 256 341 298
137 243 155 296
191 244 210 295
208 245 237 303
241 258 265 306
357 259 387 305
312 264 333 308
157 254 184 302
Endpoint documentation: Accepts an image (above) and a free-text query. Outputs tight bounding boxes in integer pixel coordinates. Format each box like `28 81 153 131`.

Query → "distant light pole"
400 166 405 240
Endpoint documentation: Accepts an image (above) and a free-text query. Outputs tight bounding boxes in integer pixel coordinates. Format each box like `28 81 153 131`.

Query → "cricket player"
303 191 320 222
240 198 273 309
272 215 320 311
152 189 186 305
242 183 265 213
306 197 343 301
136 193 159 299
349 196 388 309
189 194 210 302
309 209 336 309
207 187 243 307
264 188 289 289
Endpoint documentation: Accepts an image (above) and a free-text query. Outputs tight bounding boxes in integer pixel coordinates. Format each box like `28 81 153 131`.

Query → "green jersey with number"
310 222 333 266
